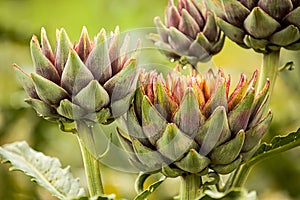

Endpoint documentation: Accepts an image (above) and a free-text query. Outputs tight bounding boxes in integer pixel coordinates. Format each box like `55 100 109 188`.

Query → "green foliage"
0 141 86 200
77 194 116 200
134 173 166 200
199 189 256 200
252 128 300 162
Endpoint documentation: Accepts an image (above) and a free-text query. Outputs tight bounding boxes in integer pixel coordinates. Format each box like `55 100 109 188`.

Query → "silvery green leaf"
0 141 85 200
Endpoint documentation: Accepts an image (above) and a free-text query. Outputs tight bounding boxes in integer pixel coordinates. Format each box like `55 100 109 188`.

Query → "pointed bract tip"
100 27 106 35
82 26 88 32
95 28 107 44
31 35 39 44
240 73 246 82
41 27 47 37
80 26 89 38
168 0 174 7
114 26 120 35
30 36 41 52
12 63 27 74
154 16 163 26
248 69 259 87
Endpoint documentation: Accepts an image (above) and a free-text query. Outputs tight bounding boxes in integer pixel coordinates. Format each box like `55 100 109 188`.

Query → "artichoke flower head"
149 0 225 66
14 26 139 124
118 67 272 176
207 0 300 52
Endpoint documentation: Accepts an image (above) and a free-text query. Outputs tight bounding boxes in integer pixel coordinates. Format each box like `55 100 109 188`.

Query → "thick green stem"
256 50 280 98
231 163 251 188
180 174 201 200
76 121 104 196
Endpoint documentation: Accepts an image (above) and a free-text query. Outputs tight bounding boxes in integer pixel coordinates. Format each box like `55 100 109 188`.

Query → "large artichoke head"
118 68 272 176
207 0 300 53
14 27 139 124
149 0 224 66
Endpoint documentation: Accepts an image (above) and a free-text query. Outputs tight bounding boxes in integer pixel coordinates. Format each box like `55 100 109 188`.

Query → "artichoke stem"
76 121 104 196
180 174 202 200
257 50 280 100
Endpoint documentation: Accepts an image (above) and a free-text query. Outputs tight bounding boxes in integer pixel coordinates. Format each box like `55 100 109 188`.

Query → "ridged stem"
180 174 201 200
76 121 104 196
256 50 280 100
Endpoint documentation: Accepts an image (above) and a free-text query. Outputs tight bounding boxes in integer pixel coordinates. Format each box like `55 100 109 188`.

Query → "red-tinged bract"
149 0 224 67
207 0 300 52
118 68 272 176
14 27 139 123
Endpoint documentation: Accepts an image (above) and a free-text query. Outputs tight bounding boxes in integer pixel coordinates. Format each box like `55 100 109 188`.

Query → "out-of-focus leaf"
134 175 166 200
77 194 116 200
135 172 151 194
0 141 85 200
199 188 256 200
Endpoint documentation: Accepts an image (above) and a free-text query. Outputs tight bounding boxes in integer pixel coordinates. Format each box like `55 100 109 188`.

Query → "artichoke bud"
14 27 139 124
207 0 300 53
118 67 272 176
149 0 224 67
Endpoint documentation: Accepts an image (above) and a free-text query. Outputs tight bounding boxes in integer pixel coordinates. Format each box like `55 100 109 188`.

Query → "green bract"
14 27 139 123
149 0 224 66
118 68 272 176
207 0 300 53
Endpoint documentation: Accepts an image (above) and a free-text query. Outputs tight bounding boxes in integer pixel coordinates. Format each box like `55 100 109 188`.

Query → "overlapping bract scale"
207 0 300 52
14 27 139 123
118 68 272 176
149 0 224 66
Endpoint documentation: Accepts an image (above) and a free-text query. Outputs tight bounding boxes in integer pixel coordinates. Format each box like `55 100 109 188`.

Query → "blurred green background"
0 0 300 199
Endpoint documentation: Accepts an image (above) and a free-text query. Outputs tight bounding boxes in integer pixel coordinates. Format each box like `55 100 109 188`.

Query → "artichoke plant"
118 68 272 176
149 0 225 66
207 0 300 53
13 26 139 124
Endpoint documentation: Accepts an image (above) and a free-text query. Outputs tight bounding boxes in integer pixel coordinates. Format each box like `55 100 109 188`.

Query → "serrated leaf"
134 175 166 200
0 141 85 200
252 128 300 159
